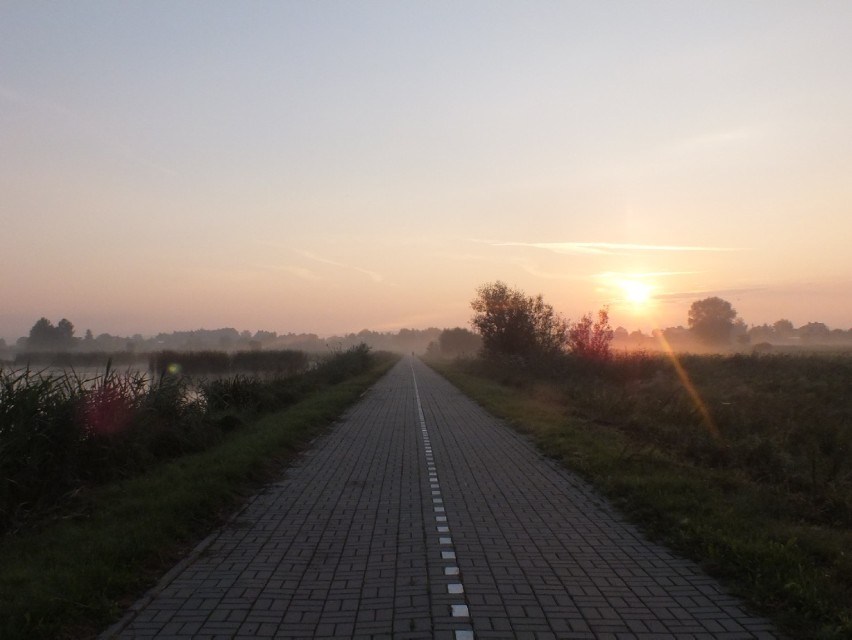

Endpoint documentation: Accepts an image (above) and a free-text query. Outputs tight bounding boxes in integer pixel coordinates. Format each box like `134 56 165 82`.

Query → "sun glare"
618 279 653 305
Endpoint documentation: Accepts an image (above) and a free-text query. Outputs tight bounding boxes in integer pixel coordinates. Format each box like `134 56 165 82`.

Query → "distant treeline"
5 312 852 363
5 319 443 357
612 320 852 353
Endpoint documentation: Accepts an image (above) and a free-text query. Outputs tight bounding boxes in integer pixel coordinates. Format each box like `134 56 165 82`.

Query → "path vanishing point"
103 358 779 639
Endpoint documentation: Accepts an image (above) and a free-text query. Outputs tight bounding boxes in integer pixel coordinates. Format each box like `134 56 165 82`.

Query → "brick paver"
103 358 778 639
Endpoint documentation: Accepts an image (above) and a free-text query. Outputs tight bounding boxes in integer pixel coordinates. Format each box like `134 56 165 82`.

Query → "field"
430 351 852 639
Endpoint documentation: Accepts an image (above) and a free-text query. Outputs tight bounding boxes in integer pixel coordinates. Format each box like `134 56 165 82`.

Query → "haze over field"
3 2 852 341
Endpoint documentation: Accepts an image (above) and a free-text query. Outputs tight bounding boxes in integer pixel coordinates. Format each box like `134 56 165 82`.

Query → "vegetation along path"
103 358 777 639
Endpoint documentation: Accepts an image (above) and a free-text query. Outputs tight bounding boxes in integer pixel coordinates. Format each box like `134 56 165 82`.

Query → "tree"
567 307 614 360
688 297 738 345
470 281 568 358
26 317 76 350
800 322 830 343
56 318 76 349
28 317 57 350
438 327 482 357
773 319 795 338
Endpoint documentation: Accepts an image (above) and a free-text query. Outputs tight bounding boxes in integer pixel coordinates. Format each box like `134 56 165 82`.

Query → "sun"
617 279 653 305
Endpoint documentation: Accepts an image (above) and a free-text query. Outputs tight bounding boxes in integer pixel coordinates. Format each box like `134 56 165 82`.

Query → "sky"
2 1 852 341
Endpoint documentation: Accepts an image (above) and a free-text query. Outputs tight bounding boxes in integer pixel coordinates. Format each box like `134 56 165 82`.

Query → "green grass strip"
430 361 852 640
0 357 397 640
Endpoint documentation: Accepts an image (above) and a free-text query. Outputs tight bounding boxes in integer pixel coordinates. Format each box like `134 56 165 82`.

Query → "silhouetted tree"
687 297 738 345
800 321 830 342
733 318 749 345
438 327 482 357
748 323 774 343
470 281 568 358
662 325 690 345
773 319 795 338
567 308 614 360
27 317 76 351
28 318 54 348
56 318 75 345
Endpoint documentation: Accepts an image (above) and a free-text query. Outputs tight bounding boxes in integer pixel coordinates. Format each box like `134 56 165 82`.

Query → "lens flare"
655 331 721 440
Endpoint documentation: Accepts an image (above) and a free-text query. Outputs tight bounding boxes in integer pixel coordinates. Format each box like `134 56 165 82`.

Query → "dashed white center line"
411 359 474 640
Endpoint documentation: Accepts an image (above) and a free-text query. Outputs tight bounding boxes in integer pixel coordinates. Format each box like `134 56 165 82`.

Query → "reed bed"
0 344 377 535
149 348 311 377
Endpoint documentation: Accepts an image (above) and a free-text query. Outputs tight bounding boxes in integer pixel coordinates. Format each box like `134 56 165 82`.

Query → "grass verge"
429 359 852 640
0 356 397 640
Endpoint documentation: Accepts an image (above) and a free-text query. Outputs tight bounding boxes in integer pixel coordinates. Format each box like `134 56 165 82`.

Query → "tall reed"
0 344 380 534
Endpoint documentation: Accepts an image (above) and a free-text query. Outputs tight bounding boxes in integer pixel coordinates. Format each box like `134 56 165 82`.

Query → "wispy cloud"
300 250 383 283
485 241 743 256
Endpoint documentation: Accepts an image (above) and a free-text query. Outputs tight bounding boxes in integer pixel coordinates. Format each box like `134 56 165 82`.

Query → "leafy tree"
773 318 795 338
687 297 738 345
567 307 614 360
800 321 830 342
470 281 568 358
26 317 76 350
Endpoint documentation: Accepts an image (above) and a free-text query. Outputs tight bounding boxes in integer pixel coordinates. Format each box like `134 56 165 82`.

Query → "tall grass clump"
0 367 206 533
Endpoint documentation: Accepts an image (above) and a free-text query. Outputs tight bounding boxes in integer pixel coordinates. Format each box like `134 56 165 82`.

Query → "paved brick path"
103 358 778 639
